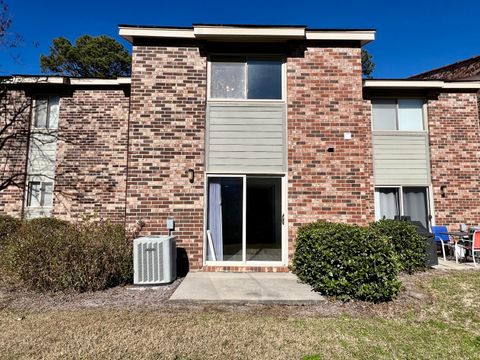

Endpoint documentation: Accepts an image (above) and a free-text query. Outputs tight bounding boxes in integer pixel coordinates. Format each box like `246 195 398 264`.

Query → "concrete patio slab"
433 258 480 271
169 272 324 304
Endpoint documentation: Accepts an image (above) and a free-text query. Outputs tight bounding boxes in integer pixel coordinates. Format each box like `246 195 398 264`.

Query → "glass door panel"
246 177 282 261
403 187 429 229
207 177 243 261
376 187 400 220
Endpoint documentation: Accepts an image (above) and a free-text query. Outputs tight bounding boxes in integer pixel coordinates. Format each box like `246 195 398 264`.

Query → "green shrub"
0 218 132 292
0 215 22 246
369 219 427 274
292 221 401 302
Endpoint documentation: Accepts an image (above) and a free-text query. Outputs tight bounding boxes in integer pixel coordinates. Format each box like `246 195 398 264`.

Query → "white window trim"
207 55 287 102
203 173 288 267
371 97 427 133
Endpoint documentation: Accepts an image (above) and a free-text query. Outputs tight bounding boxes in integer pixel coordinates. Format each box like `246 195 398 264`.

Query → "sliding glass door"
375 186 430 229
206 175 284 264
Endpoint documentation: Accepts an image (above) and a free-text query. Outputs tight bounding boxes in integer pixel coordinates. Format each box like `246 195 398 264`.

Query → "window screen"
372 100 397 130
210 61 245 99
398 99 424 131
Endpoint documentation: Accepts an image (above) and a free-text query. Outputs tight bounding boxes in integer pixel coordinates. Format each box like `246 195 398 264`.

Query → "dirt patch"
0 270 440 318
0 278 183 311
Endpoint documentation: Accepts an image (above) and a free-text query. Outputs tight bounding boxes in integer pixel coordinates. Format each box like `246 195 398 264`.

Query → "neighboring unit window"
34 96 60 129
376 187 400 220
402 187 428 228
372 99 424 131
27 181 53 207
210 57 282 100
375 186 429 229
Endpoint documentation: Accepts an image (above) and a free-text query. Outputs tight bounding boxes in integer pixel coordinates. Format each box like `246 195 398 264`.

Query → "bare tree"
0 84 31 192
0 81 62 211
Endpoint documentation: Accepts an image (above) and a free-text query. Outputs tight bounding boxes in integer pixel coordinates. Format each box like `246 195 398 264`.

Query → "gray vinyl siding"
373 132 430 185
206 102 286 173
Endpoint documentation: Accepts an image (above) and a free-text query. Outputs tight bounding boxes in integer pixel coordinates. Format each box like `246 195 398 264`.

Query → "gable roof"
410 55 480 80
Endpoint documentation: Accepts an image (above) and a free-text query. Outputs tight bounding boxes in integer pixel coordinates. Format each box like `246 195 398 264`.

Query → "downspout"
123 83 132 230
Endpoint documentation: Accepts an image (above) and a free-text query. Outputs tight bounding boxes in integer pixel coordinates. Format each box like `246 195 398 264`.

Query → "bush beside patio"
369 219 427 274
292 221 402 302
292 220 429 302
0 217 133 292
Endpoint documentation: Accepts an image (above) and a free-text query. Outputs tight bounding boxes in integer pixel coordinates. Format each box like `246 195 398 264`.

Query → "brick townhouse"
1 24 479 271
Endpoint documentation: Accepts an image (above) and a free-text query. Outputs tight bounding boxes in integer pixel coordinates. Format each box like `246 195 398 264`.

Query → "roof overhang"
305 30 375 44
1 76 131 86
363 79 480 90
119 24 375 45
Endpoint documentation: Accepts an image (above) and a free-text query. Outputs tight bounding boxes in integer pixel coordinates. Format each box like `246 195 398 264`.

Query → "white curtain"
378 189 400 220
208 181 223 261
403 187 428 229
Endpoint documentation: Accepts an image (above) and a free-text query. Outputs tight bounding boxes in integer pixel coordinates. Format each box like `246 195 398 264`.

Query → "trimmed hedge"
292 221 401 302
0 215 22 246
369 219 427 274
0 218 133 292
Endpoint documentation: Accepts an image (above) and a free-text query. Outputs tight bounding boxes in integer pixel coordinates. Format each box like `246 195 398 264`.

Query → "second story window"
210 57 283 100
34 96 60 129
372 99 424 131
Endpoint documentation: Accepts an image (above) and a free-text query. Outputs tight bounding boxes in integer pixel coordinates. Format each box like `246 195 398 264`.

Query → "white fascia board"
363 80 445 88
119 27 195 42
306 30 376 45
442 82 480 89
116 77 132 84
119 25 376 44
5 76 67 84
364 80 480 90
70 78 131 86
193 26 305 39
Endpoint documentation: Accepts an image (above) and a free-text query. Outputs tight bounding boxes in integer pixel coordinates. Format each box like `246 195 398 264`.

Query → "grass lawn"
1 271 480 359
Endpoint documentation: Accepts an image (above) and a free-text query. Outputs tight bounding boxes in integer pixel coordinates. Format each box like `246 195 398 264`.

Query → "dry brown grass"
1 271 480 360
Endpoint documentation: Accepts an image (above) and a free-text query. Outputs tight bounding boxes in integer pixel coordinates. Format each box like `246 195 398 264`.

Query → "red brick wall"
428 91 480 227
0 90 30 217
286 46 375 259
53 89 129 222
126 45 206 270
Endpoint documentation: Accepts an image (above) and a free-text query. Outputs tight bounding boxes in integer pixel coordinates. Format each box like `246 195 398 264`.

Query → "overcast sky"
1 0 478 78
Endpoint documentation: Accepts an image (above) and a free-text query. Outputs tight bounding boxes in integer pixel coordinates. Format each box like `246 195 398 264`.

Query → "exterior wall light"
187 169 194 183
440 185 447 198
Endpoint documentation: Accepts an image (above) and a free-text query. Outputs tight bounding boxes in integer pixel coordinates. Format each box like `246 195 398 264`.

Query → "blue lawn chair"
431 225 450 261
